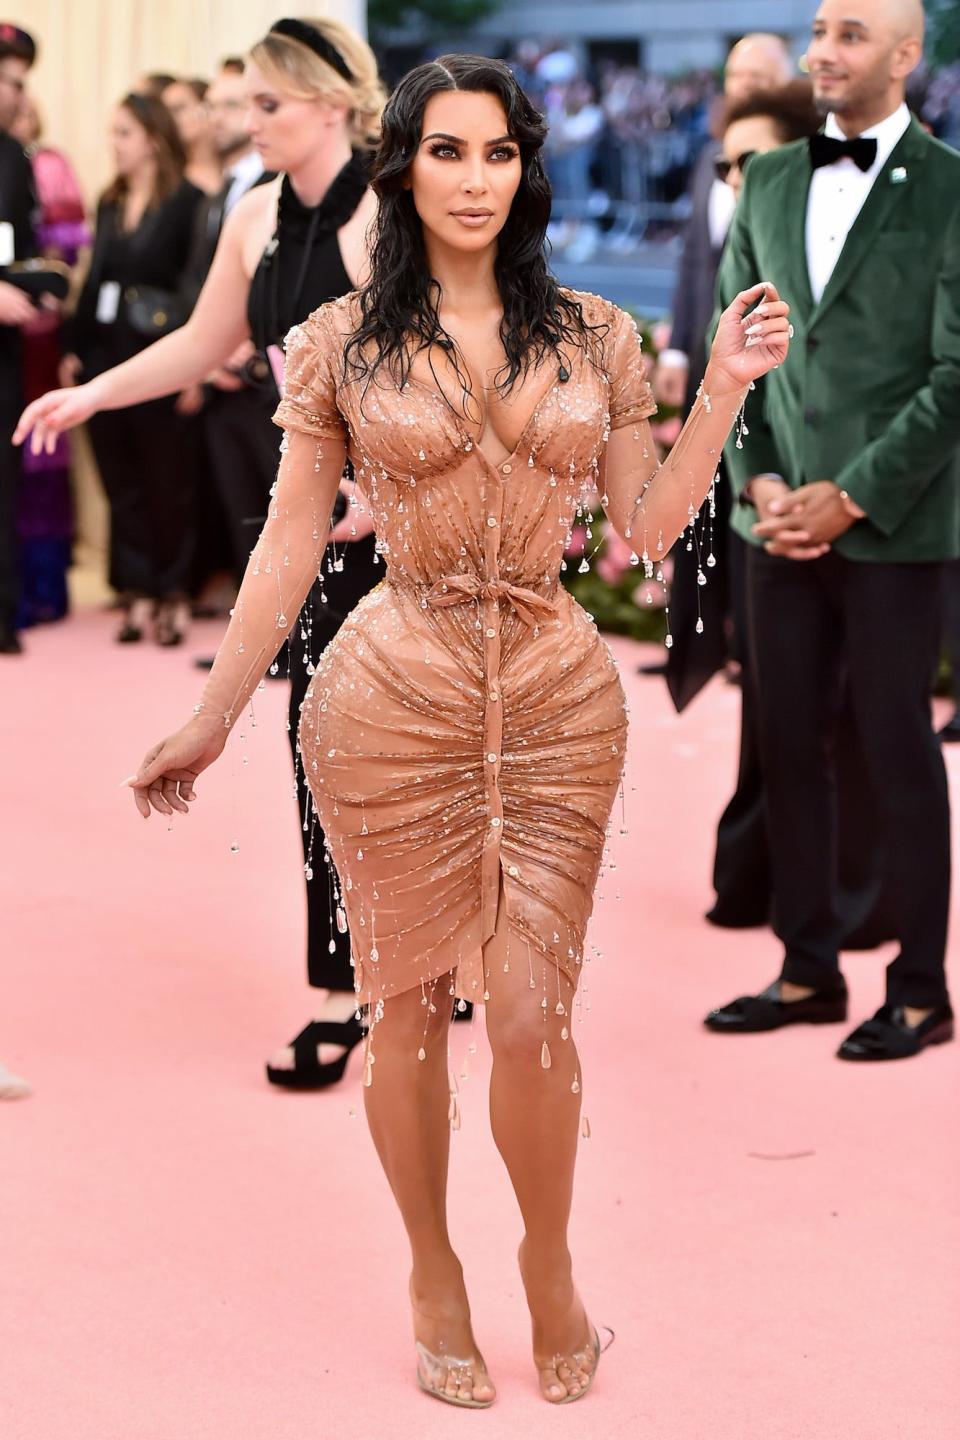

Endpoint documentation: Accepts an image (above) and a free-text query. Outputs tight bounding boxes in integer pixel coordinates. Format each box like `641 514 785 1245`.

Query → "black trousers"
88 399 198 599
712 533 893 946
0 391 21 630
943 559 960 700
201 384 280 583
288 534 381 991
748 545 951 1008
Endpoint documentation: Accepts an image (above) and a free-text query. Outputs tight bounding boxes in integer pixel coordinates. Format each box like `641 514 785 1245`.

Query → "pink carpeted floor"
2 609 958 1440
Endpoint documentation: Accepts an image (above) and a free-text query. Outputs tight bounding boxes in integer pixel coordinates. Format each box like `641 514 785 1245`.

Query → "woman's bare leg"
484 942 597 1401
363 972 495 1402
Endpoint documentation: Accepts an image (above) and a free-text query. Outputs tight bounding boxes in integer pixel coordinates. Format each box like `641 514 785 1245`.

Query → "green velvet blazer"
716 117 960 562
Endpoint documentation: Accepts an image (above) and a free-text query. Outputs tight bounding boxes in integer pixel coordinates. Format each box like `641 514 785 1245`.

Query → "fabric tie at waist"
424 573 559 947
426 574 559 628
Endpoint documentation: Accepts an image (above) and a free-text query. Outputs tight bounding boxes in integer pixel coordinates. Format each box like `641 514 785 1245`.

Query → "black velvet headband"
269 18 354 84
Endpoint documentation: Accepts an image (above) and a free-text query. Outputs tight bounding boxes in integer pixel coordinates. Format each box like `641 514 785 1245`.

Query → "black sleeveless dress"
248 154 380 992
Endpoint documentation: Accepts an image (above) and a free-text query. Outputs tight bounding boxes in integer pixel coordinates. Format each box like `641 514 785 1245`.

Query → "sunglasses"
714 150 757 183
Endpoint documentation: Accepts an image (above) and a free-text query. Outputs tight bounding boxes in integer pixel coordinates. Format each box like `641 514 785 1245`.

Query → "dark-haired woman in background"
162 78 222 196
122 55 788 1409
63 94 203 644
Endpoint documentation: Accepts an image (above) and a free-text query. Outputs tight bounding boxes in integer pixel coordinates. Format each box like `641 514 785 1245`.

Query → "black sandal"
154 600 189 647
265 1015 367 1090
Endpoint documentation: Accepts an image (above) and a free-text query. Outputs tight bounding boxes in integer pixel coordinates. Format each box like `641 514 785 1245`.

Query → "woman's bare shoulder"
228 174 281 226
222 176 281 274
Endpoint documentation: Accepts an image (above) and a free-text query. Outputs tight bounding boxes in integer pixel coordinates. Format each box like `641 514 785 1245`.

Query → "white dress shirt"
805 102 911 303
223 149 265 215
660 178 737 370
707 175 737 251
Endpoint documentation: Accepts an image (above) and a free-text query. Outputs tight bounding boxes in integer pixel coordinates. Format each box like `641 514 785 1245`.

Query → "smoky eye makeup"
424 140 519 161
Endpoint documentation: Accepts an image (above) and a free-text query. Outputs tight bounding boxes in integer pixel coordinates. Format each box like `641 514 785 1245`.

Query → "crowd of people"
1 0 957 1415
506 40 717 257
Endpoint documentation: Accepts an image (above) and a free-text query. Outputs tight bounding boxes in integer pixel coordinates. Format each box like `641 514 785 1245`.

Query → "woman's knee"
487 991 574 1067
374 972 455 1049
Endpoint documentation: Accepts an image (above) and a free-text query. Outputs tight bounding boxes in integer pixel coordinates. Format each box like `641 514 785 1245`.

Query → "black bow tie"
809 132 878 172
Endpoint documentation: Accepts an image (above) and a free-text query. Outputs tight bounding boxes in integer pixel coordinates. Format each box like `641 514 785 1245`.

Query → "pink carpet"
3 609 958 1440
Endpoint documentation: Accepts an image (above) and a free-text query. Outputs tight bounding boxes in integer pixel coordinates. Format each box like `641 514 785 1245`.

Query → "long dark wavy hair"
102 93 187 209
343 54 605 410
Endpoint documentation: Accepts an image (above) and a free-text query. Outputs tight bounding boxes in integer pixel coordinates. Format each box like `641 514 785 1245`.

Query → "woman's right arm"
124 315 350 818
13 199 256 452
126 424 346 817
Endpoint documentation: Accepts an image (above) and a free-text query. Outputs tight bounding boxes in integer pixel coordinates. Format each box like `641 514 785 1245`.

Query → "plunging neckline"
402 349 575 469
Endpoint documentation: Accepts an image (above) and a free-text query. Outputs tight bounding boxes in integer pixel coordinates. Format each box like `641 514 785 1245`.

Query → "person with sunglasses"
715 80 822 198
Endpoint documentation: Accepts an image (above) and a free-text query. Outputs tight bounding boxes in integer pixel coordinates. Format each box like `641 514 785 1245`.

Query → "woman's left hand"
704 281 792 394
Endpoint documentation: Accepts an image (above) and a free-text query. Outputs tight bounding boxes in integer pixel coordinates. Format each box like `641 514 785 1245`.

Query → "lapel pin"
890 166 907 184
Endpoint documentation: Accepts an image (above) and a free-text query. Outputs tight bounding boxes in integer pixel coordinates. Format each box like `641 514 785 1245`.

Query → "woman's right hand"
123 715 228 819
13 376 102 455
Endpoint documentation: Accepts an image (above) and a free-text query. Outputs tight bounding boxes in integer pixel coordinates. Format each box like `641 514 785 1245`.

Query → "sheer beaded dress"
197 289 728 1074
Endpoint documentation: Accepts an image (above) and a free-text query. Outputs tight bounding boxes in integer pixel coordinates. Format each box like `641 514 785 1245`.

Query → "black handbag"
123 284 189 338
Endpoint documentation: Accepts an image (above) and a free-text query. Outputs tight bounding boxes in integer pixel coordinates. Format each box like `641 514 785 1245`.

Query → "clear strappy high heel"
539 1324 614 1404
415 1340 495 1409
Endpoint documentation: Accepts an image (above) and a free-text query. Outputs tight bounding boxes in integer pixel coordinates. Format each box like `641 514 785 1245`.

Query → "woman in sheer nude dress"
123 58 790 1409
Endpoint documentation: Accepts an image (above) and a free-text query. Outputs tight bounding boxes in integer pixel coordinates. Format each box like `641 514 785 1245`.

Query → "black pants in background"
712 533 892 945
288 534 381 992
748 545 951 1009
88 398 198 599
206 382 382 998
201 383 280 584
943 559 960 701
0 387 21 630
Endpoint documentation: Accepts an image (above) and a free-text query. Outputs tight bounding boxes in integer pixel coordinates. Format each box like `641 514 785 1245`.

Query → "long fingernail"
120 775 138 787
744 323 763 336
745 336 760 348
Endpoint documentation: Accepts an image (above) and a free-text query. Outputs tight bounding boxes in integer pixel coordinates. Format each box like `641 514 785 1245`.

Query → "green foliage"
368 0 501 38
562 565 668 644
560 306 670 642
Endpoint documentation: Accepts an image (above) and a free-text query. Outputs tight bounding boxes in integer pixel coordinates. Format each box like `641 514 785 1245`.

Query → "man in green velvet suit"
705 0 958 1061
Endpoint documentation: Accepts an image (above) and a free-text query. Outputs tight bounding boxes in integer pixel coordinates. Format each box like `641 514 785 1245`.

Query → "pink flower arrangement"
564 524 588 559
596 526 634 584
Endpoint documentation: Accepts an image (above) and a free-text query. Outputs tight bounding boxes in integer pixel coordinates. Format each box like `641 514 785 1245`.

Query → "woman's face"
111 106 155 177
242 59 346 171
406 90 522 256
721 114 784 199
162 81 209 150
10 92 39 147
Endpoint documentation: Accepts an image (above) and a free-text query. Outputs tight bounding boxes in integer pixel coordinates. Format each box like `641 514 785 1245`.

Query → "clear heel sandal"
415 1340 495 1409
539 1324 614 1405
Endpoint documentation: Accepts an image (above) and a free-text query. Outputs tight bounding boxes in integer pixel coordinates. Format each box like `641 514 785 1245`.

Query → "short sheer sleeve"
273 309 348 443
606 305 657 430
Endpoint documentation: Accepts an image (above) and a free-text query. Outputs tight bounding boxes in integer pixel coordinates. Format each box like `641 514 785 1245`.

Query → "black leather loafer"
837 1002 955 1061
704 980 849 1033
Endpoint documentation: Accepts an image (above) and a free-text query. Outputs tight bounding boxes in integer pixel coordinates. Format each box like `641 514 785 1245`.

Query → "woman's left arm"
599 283 791 560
